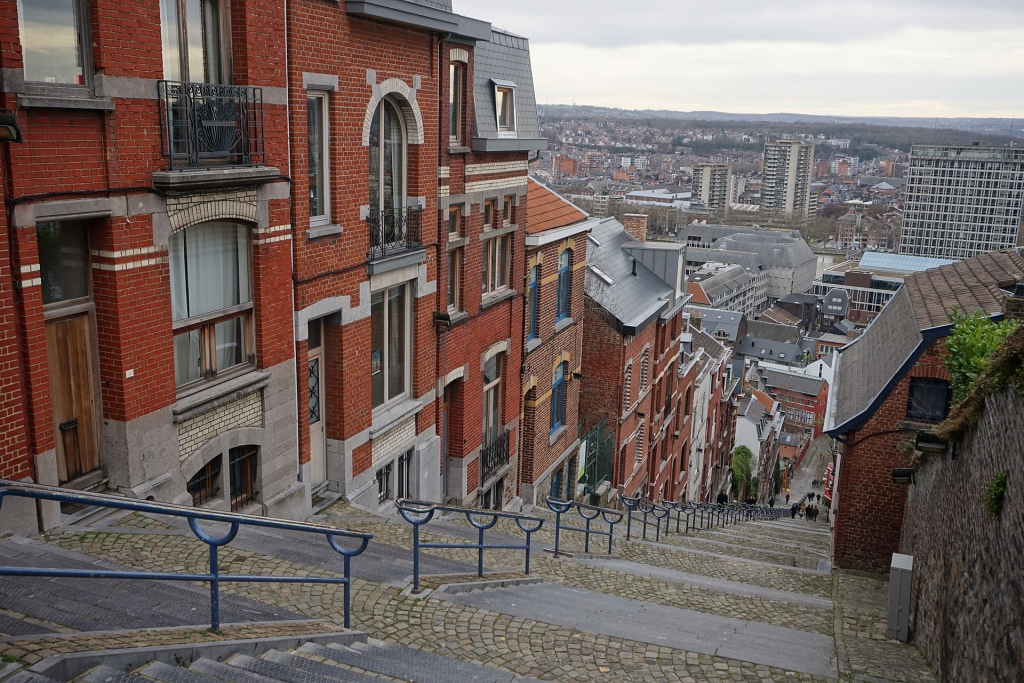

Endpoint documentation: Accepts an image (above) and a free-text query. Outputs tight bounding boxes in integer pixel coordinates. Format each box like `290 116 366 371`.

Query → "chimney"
623 213 648 242
1005 279 1024 321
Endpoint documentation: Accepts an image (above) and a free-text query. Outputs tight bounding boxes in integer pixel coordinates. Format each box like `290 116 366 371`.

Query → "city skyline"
458 0 1024 118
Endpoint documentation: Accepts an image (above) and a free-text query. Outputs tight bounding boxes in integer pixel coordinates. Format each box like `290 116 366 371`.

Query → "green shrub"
943 309 1018 404
983 472 1007 519
731 445 753 498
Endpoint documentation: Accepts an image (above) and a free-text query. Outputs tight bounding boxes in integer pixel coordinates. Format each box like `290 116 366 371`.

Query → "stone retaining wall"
899 388 1023 682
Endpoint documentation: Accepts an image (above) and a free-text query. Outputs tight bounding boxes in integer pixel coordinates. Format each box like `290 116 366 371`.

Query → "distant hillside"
539 105 1023 144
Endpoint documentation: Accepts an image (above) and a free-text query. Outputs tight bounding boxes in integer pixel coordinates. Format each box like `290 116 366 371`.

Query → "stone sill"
480 288 518 311
447 235 468 250
152 166 282 193
448 145 471 155
18 94 115 111
548 424 567 446
554 316 575 335
370 396 423 440
307 224 343 240
525 337 542 354
172 369 270 423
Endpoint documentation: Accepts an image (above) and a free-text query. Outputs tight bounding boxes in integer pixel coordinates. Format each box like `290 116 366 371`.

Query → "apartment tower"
760 141 815 220
898 145 1024 259
693 163 731 212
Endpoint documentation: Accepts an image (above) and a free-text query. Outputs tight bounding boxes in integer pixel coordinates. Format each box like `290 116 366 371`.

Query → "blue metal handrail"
0 481 372 630
546 498 623 557
661 500 697 534
394 499 543 593
621 495 669 541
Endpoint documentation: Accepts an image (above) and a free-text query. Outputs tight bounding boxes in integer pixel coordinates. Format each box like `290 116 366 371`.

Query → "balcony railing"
480 429 510 484
158 80 265 170
368 207 423 260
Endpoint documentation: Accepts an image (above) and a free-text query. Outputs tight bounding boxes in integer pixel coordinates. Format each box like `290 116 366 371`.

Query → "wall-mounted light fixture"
0 111 22 143
433 311 452 328
915 431 952 457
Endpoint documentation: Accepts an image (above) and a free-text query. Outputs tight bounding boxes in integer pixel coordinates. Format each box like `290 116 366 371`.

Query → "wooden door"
45 313 102 484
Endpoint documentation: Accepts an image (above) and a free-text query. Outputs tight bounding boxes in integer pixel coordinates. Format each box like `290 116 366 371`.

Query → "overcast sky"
456 0 1024 118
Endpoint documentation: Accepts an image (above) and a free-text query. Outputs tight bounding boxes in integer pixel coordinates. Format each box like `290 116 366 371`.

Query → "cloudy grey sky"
457 0 1024 118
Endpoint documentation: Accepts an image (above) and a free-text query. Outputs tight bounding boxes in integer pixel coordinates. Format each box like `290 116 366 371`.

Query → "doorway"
307 318 327 489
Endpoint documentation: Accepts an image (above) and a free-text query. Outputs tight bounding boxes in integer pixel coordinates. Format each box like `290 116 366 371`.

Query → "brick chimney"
622 214 648 242
1004 279 1024 321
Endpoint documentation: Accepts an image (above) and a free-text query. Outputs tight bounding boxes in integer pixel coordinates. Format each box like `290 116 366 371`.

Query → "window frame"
550 361 567 434
483 199 496 229
169 222 256 393
556 248 571 321
449 61 464 144
17 0 95 97
527 263 539 341
368 96 408 216
482 353 504 448
905 377 952 423
307 91 330 226
228 445 258 511
447 248 462 313
448 205 462 235
37 220 92 312
481 234 510 297
159 0 233 84
370 282 412 410
495 86 516 133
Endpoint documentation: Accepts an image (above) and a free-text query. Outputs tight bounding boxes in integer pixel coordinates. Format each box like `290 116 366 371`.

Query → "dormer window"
492 80 517 133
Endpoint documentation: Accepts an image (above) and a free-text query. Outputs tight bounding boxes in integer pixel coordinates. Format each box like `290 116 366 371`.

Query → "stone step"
80 664 151 683
262 650 389 683
4 670 60 683
189 659 275 683
138 661 224 683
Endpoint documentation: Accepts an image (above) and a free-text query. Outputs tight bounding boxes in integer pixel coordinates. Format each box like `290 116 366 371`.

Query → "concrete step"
4 670 60 683
79 664 151 683
138 661 224 683
230 653 375 683
189 659 275 683
262 650 388 683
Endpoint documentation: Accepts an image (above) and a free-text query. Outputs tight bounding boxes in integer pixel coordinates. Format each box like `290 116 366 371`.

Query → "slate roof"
827 249 1024 436
472 30 545 150
737 396 765 422
686 248 766 273
584 218 677 335
692 329 730 362
713 233 816 270
411 0 451 9
745 319 799 343
690 307 743 342
822 289 851 317
738 336 804 365
762 368 825 396
526 178 588 234
760 306 801 326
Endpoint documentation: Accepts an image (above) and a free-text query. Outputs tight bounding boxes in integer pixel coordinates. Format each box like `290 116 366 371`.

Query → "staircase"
0 639 544 683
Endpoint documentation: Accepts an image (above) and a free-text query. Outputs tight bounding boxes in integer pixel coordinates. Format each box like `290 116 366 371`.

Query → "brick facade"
832 341 949 573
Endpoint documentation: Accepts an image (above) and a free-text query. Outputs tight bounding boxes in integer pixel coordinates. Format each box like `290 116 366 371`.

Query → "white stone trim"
467 160 529 176
450 48 469 63
361 78 424 146
466 178 527 194
481 339 511 368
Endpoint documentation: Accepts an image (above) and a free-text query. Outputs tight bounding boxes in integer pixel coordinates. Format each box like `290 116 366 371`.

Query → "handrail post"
607 520 615 555
477 525 485 578
412 523 421 593
343 555 352 628
553 507 562 557
209 543 220 633
525 529 532 575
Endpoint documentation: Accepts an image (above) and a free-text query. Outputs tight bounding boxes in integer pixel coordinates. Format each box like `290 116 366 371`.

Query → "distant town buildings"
898 145 1024 260
760 140 816 220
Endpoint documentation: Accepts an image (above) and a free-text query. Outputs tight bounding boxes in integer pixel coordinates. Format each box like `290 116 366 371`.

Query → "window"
447 249 461 312
169 222 253 388
502 197 513 225
160 0 230 83
550 362 566 433
376 461 393 502
307 93 329 224
397 451 411 500
556 249 571 320
448 205 462 235
634 424 645 464
483 200 495 228
482 235 510 296
308 318 322 425
550 468 563 500
17 0 88 87
368 98 406 216
527 264 539 340
449 62 463 143
228 445 257 511
906 378 952 423
371 284 409 408
482 354 503 447
37 221 89 306
623 362 633 411
640 348 650 392
187 456 221 506
496 87 515 132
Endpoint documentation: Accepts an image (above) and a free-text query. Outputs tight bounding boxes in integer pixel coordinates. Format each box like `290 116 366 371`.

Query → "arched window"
550 361 566 433
623 362 633 412
368 98 406 216
527 264 539 340
634 423 645 464
556 249 571 320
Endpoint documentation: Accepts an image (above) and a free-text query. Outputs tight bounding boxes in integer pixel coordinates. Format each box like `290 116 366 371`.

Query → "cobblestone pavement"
0 620 338 665
0 495 938 683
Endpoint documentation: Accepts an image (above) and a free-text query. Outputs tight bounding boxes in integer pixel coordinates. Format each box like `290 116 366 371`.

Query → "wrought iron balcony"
480 429 510 484
158 80 265 170
368 207 423 261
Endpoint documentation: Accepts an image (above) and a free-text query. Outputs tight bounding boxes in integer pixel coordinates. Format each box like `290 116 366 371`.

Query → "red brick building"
518 179 593 505
579 214 691 502
0 0 300 535
761 366 828 439
825 250 1024 572
284 2 545 511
